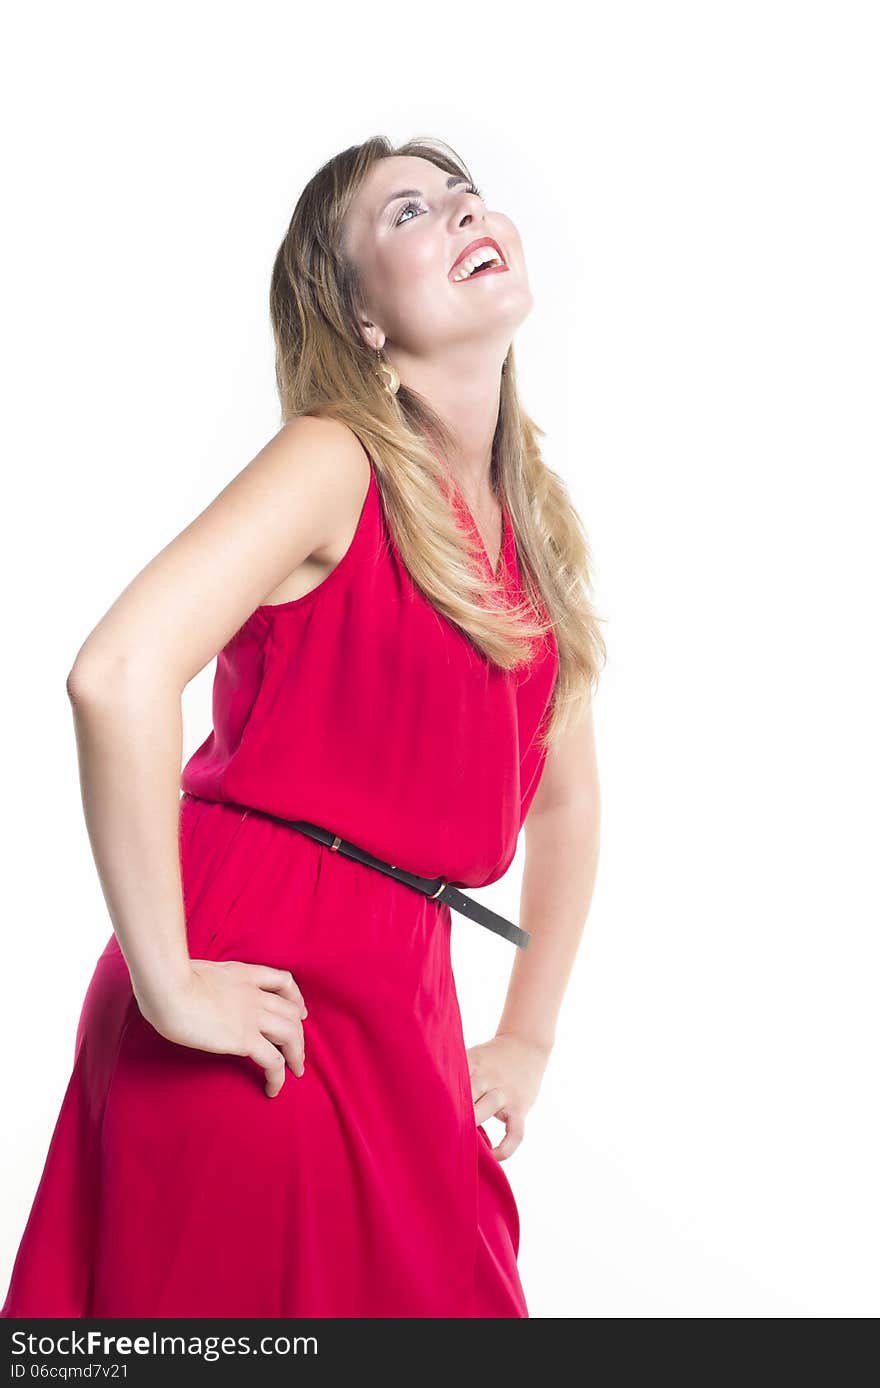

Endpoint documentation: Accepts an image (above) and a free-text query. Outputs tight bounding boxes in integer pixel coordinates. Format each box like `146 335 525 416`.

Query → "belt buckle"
429 877 448 900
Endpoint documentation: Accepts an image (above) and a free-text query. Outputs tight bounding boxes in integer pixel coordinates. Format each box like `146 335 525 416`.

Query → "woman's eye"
395 200 424 227
393 184 483 228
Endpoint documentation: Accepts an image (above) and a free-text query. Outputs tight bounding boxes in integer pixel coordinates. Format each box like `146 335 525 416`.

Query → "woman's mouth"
449 237 509 283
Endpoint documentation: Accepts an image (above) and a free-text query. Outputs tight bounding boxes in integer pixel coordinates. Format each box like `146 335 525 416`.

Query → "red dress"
1 444 558 1318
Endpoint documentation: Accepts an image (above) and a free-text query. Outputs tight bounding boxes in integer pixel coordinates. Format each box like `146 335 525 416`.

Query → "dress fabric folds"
1 441 558 1318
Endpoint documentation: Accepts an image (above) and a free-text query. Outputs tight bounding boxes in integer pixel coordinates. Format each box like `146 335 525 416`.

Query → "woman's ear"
358 317 385 354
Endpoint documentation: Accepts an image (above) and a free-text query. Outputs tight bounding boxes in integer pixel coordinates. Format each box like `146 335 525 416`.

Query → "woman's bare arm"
467 699 600 1154
498 699 601 1054
65 414 371 1094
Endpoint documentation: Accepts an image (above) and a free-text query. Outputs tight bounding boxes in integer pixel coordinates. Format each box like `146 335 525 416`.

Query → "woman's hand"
136 960 309 1098
465 1032 552 1160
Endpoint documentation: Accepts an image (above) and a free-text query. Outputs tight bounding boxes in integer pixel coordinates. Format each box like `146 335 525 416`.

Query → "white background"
2 1 877 1319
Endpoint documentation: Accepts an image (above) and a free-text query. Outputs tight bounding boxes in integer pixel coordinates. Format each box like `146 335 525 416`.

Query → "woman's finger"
248 1033 288 1097
492 1112 525 1162
260 991 308 1024
473 1087 503 1126
250 965 308 1018
260 1010 306 1078
470 1070 494 1104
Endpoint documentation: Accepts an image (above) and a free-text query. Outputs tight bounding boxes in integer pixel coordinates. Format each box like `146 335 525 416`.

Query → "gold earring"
375 347 400 396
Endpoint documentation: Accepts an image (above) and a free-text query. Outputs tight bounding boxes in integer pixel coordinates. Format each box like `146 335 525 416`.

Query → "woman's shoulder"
259 415 373 549
275 414 373 491
284 413 373 546
254 416 376 612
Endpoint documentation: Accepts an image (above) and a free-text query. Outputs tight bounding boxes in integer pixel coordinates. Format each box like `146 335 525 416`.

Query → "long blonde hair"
269 134 606 748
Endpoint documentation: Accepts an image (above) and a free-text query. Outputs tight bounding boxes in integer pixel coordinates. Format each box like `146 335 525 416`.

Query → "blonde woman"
1 135 604 1319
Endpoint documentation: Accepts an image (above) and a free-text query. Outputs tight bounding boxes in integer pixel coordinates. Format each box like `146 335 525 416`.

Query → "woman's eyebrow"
376 175 470 218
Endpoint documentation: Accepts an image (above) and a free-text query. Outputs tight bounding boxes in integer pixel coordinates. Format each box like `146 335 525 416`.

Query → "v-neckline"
452 486 510 581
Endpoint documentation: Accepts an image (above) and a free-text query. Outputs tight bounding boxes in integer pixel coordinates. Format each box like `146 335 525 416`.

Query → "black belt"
220 800 530 950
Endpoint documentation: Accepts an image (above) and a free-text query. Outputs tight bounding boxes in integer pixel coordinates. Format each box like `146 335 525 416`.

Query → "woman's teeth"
451 250 504 281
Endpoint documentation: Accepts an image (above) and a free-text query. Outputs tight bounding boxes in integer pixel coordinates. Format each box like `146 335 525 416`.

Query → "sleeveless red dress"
1 444 558 1319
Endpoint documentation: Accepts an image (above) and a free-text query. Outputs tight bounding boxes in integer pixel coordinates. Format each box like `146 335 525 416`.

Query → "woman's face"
342 155 533 361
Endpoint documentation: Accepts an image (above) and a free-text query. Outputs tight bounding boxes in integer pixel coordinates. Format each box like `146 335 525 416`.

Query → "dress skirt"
1 794 528 1318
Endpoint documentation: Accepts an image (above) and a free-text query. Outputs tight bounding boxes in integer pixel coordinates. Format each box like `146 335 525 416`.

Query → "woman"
1 135 604 1318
